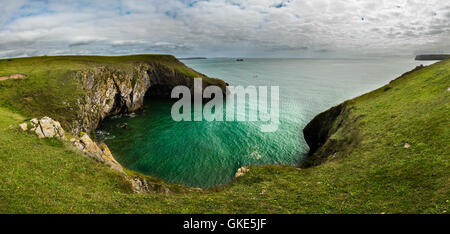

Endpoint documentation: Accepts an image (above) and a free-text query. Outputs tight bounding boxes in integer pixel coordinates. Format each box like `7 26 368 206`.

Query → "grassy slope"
0 58 449 214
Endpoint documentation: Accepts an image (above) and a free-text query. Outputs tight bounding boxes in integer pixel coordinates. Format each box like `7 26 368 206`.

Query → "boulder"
404 143 411 149
235 166 250 178
19 123 27 131
28 117 65 139
79 134 103 156
71 133 124 173
128 176 151 193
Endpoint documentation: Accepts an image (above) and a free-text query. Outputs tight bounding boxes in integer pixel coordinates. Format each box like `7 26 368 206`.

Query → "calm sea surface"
98 58 435 187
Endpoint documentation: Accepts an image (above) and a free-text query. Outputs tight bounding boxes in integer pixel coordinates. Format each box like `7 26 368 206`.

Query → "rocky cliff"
301 101 362 168
70 61 227 135
0 55 227 136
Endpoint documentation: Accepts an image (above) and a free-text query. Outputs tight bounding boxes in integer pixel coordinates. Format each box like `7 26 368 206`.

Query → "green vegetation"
0 57 449 214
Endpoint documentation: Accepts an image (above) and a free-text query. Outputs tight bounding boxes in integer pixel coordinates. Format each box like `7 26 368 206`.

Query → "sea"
97 58 435 188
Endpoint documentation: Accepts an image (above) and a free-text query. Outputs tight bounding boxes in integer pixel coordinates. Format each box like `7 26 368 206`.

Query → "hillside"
0 57 449 213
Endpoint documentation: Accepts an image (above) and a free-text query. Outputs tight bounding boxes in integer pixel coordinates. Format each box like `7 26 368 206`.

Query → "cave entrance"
144 84 176 101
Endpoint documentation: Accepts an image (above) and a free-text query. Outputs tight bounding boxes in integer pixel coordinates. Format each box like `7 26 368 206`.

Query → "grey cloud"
0 0 449 58
69 41 95 47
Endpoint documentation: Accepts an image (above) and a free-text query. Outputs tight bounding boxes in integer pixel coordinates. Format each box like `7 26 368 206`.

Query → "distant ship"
236 58 244 61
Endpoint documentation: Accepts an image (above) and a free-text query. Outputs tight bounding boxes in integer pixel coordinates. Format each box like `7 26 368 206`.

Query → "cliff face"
71 62 226 135
301 101 361 168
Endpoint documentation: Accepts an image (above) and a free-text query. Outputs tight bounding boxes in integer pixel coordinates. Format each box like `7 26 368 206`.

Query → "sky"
0 0 449 58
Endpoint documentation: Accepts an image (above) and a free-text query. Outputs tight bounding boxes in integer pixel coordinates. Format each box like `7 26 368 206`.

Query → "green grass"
0 58 449 214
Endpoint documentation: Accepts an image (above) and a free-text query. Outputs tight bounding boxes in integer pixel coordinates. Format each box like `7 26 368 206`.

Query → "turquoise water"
98 58 434 188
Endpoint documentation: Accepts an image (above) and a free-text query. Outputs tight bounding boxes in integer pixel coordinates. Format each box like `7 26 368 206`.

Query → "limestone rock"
70 134 124 173
99 143 124 173
23 117 127 182
39 117 64 138
125 175 170 194
19 123 27 131
128 176 151 194
79 134 102 156
189 188 203 192
30 118 38 131
28 117 65 139
235 166 250 178
71 64 227 135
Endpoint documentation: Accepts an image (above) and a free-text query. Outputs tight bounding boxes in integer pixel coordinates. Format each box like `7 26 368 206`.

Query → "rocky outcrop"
21 117 66 139
70 134 124 173
71 62 227 135
20 117 158 193
128 176 171 194
20 117 123 172
235 166 250 178
301 101 361 168
19 123 27 131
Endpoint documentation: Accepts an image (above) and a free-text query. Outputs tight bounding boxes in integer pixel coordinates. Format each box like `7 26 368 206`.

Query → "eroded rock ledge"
71 62 227 135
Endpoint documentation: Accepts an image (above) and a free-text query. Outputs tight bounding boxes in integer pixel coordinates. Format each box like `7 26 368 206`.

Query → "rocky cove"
11 56 247 191
5 55 440 189
1 55 447 213
70 61 227 135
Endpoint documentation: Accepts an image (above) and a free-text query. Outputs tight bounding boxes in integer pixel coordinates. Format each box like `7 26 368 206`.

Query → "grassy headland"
0 56 448 213
0 55 224 133
415 54 450 61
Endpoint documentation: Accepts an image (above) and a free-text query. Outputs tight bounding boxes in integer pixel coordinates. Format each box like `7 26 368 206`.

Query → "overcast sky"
0 0 449 58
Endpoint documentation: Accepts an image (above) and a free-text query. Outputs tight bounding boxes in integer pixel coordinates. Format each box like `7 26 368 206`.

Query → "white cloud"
0 0 448 58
